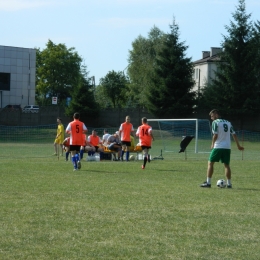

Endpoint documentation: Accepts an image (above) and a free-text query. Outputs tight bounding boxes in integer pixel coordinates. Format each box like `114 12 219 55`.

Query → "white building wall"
0 45 36 108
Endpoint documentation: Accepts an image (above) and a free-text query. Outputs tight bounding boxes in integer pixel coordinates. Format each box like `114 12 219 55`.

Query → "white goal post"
147 119 211 153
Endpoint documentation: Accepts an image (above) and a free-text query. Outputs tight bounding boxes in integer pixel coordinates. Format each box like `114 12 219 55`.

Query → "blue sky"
1 0 259 84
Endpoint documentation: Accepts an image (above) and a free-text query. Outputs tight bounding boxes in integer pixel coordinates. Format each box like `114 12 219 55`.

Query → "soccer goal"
147 119 212 154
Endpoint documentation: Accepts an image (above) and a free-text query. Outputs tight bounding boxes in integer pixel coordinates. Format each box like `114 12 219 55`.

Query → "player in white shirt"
200 109 244 188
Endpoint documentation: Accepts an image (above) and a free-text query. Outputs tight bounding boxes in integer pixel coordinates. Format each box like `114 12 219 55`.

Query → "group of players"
54 114 154 171
54 109 244 188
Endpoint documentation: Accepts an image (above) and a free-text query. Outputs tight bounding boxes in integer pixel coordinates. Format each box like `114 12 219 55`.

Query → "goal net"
147 119 212 154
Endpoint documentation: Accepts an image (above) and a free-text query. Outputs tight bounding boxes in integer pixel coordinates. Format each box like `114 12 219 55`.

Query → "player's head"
209 109 220 120
104 128 108 134
73 112 80 119
57 117 62 123
92 129 97 136
142 117 147 124
125 116 130 123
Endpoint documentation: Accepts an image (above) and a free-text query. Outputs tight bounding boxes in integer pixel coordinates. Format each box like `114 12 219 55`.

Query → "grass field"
0 140 259 259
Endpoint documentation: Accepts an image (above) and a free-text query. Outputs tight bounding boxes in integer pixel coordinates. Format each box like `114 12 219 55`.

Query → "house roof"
193 54 221 65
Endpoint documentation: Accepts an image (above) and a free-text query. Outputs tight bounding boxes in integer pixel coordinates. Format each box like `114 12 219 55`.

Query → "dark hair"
142 117 147 123
73 112 80 119
57 117 62 121
209 109 220 116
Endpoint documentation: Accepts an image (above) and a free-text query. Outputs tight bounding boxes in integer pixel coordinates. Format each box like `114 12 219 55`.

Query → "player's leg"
53 141 58 155
70 149 77 170
120 144 126 161
222 149 232 188
142 147 148 169
201 149 219 187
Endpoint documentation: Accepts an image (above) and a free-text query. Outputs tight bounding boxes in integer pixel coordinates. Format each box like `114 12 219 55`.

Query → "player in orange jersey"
136 117 154 169
119 115 134 161
66 112 87 171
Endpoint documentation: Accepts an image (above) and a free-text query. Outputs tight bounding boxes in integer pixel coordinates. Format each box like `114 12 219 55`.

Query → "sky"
1 0 260 84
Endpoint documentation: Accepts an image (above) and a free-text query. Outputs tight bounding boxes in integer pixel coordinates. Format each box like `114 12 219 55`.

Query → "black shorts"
141 146 151 150
121 141 131 147
70 145 81 152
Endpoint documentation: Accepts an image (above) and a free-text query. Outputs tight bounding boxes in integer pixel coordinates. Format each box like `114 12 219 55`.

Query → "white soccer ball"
217 179 227 188
129 155 135 161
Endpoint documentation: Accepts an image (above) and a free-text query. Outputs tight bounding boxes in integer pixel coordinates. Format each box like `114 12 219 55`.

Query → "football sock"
65 151 69 160
144 156 147 167
207 177 211 184
121 151 125 159
75 153 79 162
227 179 231 185
126 151 129 161
80 149 84 159
72 156 77 169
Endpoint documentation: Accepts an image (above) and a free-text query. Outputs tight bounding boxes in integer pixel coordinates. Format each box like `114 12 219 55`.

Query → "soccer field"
0 145 259 259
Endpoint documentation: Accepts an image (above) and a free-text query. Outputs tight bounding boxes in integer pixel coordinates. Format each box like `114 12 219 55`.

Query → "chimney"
210 47 222 57
202 51 210 59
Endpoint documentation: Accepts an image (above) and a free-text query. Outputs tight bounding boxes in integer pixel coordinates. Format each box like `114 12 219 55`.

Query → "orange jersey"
136 124 153 147
88 135 102 146
119 122 134 142
66 119 87 145
63 137 70 147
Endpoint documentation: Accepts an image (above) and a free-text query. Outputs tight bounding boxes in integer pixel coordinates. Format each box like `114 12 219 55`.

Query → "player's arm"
232 134 244 151
149 130 155 141
211 134 218 149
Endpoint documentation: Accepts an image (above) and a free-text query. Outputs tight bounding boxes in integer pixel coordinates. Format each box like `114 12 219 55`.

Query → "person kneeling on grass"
136 117 154 169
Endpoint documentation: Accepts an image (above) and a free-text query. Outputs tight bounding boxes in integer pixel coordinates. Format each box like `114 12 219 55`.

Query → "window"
0 73 11 91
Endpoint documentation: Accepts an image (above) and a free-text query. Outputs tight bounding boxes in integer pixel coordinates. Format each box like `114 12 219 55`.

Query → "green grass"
0 143 260 259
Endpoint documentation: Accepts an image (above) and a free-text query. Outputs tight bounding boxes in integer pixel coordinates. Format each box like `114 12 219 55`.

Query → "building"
0 45 36 108
193 47 222 93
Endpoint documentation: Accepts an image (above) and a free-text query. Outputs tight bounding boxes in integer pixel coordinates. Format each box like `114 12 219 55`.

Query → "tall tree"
99 71 128 108
65 70 99 121
201 0 260 119
127 26 165 108
36 40 82 106
147 19 195 117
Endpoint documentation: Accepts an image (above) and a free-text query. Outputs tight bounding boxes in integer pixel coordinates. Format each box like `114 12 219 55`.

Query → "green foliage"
99 70 128 108
147 20 195 117
36 40 83 106
64 73 99 121
201 0 260 117
127 26 165 108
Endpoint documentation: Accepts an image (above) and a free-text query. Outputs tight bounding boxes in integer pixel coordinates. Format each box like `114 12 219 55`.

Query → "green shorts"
209 148 231 165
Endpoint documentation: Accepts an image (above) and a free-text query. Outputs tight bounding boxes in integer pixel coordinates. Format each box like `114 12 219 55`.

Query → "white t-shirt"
212 119 235 149
102 133 111 146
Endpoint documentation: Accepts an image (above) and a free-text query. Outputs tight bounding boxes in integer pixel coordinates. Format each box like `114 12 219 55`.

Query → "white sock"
207 177 211 184
227 179 231 185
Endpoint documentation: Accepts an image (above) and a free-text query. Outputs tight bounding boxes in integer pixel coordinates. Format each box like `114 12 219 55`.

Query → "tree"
36 40 82 106
99 71 128 108
64 70 99 121
200 0 260 119
127 26 165 108
146 19 195 117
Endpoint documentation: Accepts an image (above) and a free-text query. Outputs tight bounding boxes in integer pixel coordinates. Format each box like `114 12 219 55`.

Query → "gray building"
0 45 36 108
192 47 222 93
